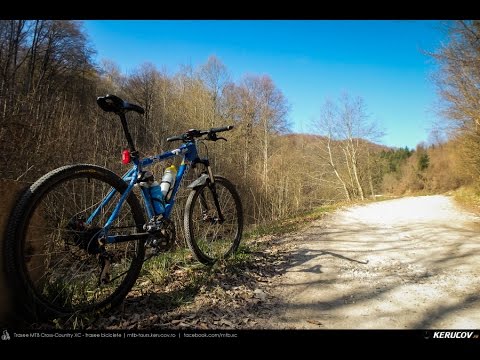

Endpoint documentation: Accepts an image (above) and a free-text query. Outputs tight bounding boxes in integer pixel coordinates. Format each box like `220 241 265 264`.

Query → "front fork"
198 162 225 224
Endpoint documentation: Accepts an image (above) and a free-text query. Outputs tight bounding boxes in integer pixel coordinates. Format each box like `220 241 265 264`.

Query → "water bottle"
149 180 165 215
137 171 165 215
161 165 177 201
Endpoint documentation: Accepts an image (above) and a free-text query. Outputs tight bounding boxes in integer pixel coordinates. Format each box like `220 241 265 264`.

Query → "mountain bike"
4 94 243 320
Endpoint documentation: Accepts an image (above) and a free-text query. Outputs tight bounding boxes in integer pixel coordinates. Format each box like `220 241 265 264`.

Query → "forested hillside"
1 20 478 228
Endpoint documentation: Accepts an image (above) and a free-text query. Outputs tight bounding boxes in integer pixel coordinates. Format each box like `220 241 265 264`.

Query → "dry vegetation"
0 20 396 229
381 21 480 204
2 20 479 222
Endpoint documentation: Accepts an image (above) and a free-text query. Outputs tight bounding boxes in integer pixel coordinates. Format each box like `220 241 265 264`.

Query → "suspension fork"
197 159 225 223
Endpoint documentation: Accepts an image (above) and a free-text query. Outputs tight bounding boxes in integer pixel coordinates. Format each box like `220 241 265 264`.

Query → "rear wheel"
184 176 243 265
5 164 145 321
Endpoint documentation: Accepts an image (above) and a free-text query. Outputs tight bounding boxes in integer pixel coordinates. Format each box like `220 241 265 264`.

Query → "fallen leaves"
79 234 293 331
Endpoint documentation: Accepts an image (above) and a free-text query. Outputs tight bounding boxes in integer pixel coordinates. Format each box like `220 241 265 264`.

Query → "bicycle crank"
145 217 176 254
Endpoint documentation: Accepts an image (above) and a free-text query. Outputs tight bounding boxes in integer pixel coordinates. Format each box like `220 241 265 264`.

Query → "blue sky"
83 20 448 149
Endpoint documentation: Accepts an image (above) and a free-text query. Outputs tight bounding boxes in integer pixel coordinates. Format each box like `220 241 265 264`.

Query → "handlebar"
167 125 234 142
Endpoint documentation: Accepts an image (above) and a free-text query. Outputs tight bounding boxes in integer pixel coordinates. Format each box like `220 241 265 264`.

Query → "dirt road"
267 195 480 329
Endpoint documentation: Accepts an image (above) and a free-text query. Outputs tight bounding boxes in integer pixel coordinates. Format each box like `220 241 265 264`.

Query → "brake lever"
205 132 227 142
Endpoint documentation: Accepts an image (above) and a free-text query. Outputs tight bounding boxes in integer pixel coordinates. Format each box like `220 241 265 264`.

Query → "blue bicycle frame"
86 141 199 244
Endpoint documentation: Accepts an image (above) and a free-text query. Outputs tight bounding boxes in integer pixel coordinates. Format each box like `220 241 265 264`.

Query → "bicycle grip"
210 125 234 133
167 135 184 142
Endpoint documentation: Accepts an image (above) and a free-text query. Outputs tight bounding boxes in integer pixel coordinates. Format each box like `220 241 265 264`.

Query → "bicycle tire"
184 176 243 265
4 164 145 321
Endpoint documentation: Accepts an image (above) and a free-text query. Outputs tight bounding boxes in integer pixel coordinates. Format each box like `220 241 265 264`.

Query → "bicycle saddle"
96 94 145 115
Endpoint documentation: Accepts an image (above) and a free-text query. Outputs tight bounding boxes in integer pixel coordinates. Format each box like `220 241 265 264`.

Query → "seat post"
119 112 137 153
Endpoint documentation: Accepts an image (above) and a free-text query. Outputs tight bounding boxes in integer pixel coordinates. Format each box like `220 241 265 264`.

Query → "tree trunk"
327 137 351 201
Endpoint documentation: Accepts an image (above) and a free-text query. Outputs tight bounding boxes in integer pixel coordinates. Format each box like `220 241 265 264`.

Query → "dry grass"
451 186 480 215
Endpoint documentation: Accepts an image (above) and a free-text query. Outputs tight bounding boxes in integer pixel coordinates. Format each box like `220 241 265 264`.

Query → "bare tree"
313 94 382 201
432 20 480 179
198 55 230 127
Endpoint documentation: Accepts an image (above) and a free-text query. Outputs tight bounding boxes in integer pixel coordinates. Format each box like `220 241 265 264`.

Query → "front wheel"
184 176 243 265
